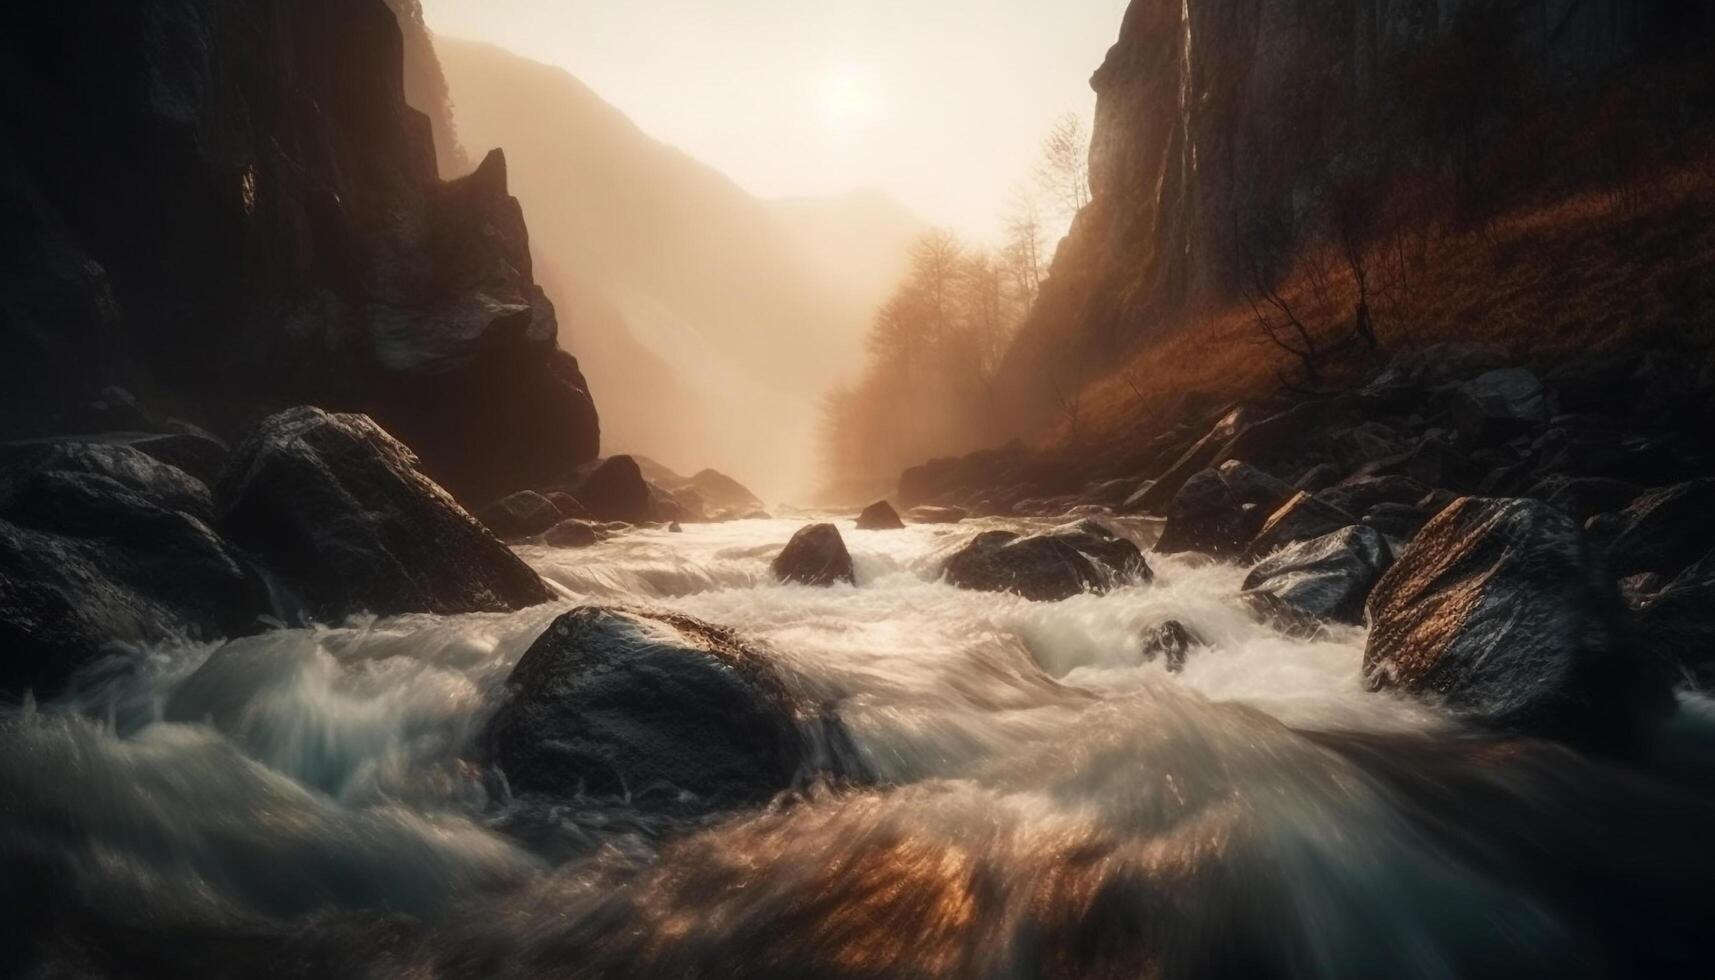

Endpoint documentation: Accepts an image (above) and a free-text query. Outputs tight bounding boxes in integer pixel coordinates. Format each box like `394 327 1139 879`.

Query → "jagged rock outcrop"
217 407 553 621
0 0 598 503
485 606 809 816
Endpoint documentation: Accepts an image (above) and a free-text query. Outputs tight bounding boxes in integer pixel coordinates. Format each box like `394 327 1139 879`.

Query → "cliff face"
1002 0 1711 422
0 0 597 503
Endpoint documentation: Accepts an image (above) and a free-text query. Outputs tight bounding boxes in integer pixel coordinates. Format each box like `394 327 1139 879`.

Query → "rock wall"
0 0 598 503
999 0 1711 426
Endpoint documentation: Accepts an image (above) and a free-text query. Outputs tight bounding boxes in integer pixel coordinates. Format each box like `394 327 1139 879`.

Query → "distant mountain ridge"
426 37 926 498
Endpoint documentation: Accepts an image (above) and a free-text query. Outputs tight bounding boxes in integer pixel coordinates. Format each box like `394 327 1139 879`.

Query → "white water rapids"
4 517 1714 977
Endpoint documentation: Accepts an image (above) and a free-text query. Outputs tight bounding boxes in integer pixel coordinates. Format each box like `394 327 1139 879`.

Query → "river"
4 517 1714 977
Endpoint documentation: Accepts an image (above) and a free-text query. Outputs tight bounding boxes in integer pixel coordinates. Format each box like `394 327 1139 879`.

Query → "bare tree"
1003 187 1046 301
1035 112 1092 218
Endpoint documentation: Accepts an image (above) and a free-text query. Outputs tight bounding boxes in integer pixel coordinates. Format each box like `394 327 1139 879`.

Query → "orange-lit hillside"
1059 164 1715 459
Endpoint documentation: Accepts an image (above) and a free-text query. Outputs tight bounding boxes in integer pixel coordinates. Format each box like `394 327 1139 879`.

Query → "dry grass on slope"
1059 168 1715 458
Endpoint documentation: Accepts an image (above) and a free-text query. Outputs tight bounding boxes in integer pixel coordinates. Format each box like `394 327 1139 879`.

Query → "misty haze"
3 1 1715 977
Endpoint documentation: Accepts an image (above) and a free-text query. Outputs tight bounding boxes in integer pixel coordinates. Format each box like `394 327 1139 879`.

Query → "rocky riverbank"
879 343 1715 748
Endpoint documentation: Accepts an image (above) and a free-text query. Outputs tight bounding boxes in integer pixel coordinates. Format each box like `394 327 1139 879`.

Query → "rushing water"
4 517 1714 978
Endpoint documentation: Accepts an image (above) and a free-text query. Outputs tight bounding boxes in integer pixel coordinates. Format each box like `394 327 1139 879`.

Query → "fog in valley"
413 0 1129 501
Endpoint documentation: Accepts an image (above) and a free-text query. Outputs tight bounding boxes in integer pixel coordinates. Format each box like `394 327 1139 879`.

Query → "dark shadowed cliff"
0 0 598 504
1000 0 1715 429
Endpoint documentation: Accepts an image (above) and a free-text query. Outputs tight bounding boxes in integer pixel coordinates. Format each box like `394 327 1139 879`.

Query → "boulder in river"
1604 479 1715 579
1363 496 1670 744
485 606 807 815
772 523 856 586
1244 491 1359 559
478 491 563 540
1241 525 1393 626
689 468 763 512
217 407 553 621
944 522 1148 601
570 455 652 523
542 519 600 549
1155 468 1249 556
1140 620 1204 673
855 500 905 530
1050 519 1154 583
0 443 271 695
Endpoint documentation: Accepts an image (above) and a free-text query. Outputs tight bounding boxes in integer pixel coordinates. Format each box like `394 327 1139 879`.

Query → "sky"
419 0 1132 244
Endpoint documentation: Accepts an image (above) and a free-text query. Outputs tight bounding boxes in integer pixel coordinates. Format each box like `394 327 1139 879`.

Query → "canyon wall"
0 0 597 503
1000 0 1712 425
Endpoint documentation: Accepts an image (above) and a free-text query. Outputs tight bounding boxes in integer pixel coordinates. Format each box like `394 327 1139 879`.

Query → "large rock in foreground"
1242 525 1392 626
772 524 856 586
485 607 807 815
0 444 271 695
1363 497 1667 744
944 521 1149 601
218 407 552 621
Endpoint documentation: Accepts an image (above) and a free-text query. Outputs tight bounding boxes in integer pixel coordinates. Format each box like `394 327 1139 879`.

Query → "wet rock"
0 441 214 523
544 491 591 520
1529 476 1642 524
1294 463 1344 493
2 430 230 488
485 607 807 815
217 407 552 621
1216 460 1293 509
478 491 563 540
668 521 683 533
1125 406 1255 513
1361 502 1430 542
944 521 1148 601
542 519 600 549
1352 433 1468 490
689 469 763 511
944 530 1102 602
667 486 708 523
1605 479 1715 579
1140 620 1203 673
855 500 905 530
1450 368 1551 444
0 449 271 696
1244 491 1359 560
1633 556 1715 684
1049 519 1154 583
1155 469 1248 556
908 505 968 524
1319 475 1429 517
772 523 855 586
1364 497 1668 744
571 456 652 523
1241 526 1392 626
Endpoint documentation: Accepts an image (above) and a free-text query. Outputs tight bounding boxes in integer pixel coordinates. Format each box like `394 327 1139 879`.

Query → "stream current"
4 517 1714 978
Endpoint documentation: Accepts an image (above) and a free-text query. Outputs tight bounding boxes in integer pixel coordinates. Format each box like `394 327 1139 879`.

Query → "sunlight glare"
817 64 884 134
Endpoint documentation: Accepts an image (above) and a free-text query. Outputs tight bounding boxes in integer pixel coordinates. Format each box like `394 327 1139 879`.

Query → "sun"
817 65 884 134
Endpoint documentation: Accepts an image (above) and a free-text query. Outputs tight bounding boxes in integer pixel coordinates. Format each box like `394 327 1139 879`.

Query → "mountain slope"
433 38 922 498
